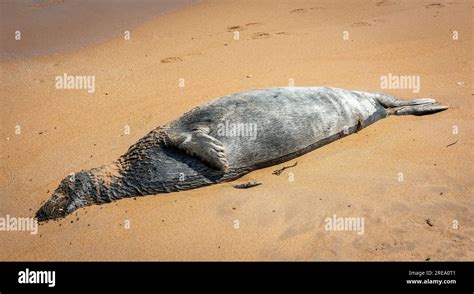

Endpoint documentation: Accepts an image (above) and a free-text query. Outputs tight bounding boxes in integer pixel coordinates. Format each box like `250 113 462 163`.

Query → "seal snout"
35 192 72 222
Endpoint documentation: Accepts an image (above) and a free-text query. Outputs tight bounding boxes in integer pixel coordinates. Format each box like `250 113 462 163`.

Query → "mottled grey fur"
36 87 447 221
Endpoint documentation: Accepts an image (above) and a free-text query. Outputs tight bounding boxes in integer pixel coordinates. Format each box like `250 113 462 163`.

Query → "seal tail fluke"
376 95 449 116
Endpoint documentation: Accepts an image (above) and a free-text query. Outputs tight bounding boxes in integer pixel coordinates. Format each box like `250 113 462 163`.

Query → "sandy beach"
0 0 472 261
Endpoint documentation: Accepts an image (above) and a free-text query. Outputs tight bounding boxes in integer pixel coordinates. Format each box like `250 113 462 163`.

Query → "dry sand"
0 0 472 261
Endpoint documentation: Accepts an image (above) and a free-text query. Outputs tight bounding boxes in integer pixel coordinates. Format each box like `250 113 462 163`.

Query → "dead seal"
36 87 448 221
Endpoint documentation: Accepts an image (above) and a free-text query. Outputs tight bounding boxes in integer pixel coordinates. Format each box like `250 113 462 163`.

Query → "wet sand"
0 0 197 58
0 0 472 260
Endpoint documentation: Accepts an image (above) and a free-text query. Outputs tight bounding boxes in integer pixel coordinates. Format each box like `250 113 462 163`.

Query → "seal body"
36 87 447 221
166 86 385 172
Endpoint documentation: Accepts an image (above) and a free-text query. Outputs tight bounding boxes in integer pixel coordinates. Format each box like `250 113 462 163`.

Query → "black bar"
0 262 472 292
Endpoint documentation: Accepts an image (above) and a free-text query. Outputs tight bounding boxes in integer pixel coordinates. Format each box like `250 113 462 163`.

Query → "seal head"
36 171 93 221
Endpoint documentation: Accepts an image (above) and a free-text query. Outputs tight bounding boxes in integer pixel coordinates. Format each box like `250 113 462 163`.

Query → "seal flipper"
166 126 229 172
389 104 448 116
376 96 448 116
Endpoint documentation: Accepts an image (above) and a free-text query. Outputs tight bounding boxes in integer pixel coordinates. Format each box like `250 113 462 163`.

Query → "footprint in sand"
251 32 271 39
29 0 64 8
375 0 399 7
290 7 325 14
227 25 245 32
351 21 372 27
290 8 307 14
245 22 262 27
279 222 315 241
425 3 445 9
160 57 182 63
